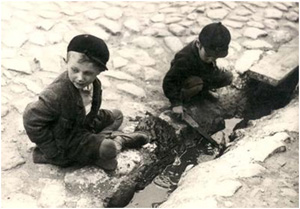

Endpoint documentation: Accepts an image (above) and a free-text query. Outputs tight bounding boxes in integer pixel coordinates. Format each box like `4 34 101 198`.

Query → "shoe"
112 131 150 149
95 158 118 171
99 139 118 160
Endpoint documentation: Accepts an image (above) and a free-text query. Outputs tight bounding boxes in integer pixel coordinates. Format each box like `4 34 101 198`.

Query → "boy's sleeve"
23 89 61 159
162 59 190 106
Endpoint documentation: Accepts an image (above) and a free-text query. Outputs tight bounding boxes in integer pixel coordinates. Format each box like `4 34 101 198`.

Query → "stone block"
2 58 32 75
117 83 146 98
112 57 129 69
235 50 263 74
243 27 267 39
207 8 229 19
164 36 183 52
105 7 123 20
124 18 141 32
103 70 134 81
97 18 122 35
248 37 298 86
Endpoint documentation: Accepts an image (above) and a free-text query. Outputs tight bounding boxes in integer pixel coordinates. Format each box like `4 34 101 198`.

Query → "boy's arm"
163 60 189 107
23 89 61 159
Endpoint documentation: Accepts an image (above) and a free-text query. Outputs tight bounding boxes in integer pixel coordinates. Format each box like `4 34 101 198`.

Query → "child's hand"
172 105 183 115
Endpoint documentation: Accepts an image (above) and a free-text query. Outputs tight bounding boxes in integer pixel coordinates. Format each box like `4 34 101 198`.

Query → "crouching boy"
23 34 149 171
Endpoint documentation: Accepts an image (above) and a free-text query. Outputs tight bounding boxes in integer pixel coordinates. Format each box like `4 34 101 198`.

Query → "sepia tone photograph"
1 0 299 208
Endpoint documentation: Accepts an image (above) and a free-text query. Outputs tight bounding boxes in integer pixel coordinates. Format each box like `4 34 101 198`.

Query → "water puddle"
126 118 242 208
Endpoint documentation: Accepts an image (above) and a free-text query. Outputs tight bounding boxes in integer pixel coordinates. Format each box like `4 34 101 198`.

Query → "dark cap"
67 34 109 71
199 22 231 58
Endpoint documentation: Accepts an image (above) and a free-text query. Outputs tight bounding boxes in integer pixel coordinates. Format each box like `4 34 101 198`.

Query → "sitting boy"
23 34 149 171
163 22 233 114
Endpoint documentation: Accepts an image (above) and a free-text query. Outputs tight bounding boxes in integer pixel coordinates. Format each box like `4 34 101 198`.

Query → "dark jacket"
23 71 102 159
162 40 233 106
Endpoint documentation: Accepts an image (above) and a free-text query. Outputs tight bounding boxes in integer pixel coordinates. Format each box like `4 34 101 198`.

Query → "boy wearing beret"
163 22 233 114
23 34 149 171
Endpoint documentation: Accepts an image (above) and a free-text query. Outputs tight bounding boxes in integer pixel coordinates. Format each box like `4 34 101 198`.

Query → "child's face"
196 40 217 64
66 52 101 89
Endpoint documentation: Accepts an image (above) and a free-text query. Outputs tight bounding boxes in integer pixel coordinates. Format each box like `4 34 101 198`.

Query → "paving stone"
159 7 177 14
187 13 198 20
123 64 142 76
103 70 134 81
12 97 33 114
248 2 268 8
93 1 110 9
264 8 283 19
206 8 229 19
81 26 110 41
15 77 43 95
145 67 163 81
38 180 66 208
235 50 263 74
222 1 238 9
164 36 183 52
249 37 298 86
165 16 182 24
38 10 62 19
117 150 141 175
1 106 9 118
242 3 257 13
83 9 102 20
2 58 32 75
29 31 47 46
246 21 265 29
105 7 123 20
151 13 165 22
243 27 268 39
235 8 252 16
223 20 244 29
195 6 206 13
208 2 223 9
132 36 156 49
102 90 120 101
264 19 279 29
124 18 141 32
135 53 156 67
2 30 28 48
285 12 299 22
273 2 289 11
272 30 293 43
36 19 55 31
233 163 266 178
228 15 249 22
214 179 242 197
117 83 146 98
112 57 129 69
2 193 38 208
280 188 298 197
242 40 273 50
1 142 26 171
168 24 186 36
97 18 122 35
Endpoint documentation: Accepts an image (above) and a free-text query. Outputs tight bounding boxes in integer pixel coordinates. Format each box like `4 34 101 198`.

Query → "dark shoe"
112 131 150 149
99 139 118 160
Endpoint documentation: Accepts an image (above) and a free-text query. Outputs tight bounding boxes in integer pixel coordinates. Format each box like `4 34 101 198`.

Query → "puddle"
126 118 242 208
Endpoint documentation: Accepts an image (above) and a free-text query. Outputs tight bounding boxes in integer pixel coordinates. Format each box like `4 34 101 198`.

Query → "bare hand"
172 105 183 114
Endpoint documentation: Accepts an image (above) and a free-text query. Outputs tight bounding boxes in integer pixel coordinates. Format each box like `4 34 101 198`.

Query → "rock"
222 1 238 9
112 57 129 69
48 32 63 44
2 30 28 47
164 36 183 52
187 13 197 20
272 30 292 43
206 8 229 19
273 2 289 11
2 58 32 75
236 8 252 16
223 20 244 29
123 64 142 76
243 27 267 39
264 19 279 29
151 14 165 22
117 150 141 175
12 97 33 114
102 90 119 101
97 18 122 35
280 188 298 197
105 7 123 20
1 177 24 195
132 36 156 49
168 24 186 36
242 40 273 50
15 78 43 95
208 2 223 9
2 193 38 208
235 50 263 74
1 143 26 171
246 21 265 29
214 179 242 197
159 7 178 14
228 15 249 22
264 8 283 19
248 2 268 8
38 10 62 19
117 83 146 98
285 12 299 22
103 70 134 81
1 106 9 117
64 166 110 195
135 53 156 67
38 180 66 208
145 67 162 81
196 6 206 13
165 16 182 24
36 19 55 31
81 26 110 41
124 18 141 32
233 163 266 178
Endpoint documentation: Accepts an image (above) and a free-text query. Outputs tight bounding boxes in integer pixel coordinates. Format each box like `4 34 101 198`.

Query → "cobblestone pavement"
1 1 299 208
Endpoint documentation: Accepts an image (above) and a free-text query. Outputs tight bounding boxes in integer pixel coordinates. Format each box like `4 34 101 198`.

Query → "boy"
163 22 233 114
23 34 149 171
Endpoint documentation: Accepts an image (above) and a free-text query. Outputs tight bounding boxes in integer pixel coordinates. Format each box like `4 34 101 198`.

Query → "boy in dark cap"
23 34 149 171
163 22 233 114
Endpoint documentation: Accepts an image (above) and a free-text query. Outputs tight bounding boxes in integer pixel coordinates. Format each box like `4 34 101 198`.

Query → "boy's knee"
181 76 204 101
111 109 123 121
